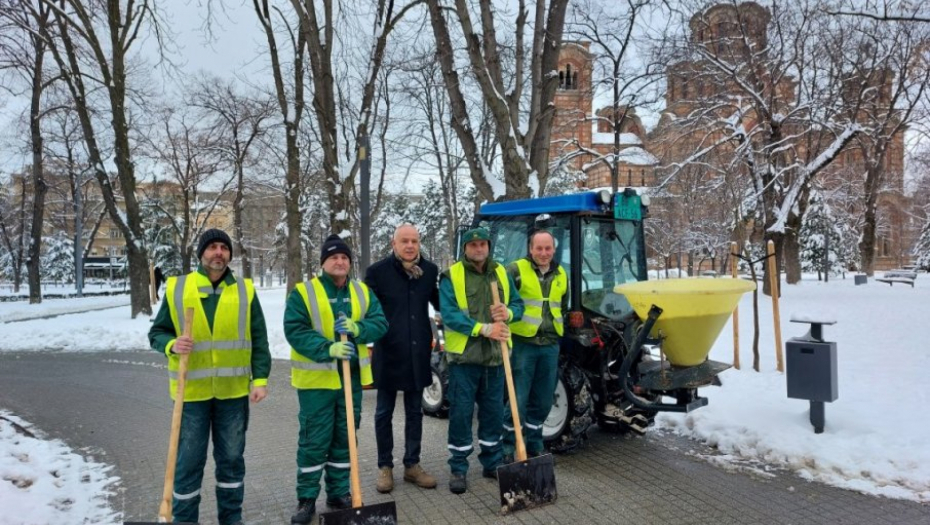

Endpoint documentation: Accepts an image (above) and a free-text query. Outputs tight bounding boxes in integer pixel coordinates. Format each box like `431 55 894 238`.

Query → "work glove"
335 313 360 337
329 341 357 360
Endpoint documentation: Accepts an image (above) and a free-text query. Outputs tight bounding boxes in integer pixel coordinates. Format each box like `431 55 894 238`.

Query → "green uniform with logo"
283 272 388 502
503 257 568 457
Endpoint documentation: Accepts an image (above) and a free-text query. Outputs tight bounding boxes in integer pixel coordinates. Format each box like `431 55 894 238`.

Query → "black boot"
326 494 352 510
449 473 467 494
290 499 315 525
482 467 499 480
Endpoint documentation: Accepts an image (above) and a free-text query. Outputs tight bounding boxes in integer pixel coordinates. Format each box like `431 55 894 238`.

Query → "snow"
0 410 120 524
3 276 930 504
613 146 659 166
656 274 930 502
591 132 642 146
0 295 129 323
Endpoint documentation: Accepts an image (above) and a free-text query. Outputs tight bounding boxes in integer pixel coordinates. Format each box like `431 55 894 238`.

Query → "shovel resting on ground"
490 281 557 515
125 308 197 524
319 333 398 525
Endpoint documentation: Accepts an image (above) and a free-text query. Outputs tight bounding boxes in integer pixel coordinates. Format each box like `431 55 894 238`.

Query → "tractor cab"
475 189 648 325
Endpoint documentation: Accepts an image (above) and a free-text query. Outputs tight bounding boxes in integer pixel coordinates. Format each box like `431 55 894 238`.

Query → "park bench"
875 269 918 287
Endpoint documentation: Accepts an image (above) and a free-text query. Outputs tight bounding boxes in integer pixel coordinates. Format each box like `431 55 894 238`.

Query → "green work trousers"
447 362 504 475
503 341 559 457
296 374 362 501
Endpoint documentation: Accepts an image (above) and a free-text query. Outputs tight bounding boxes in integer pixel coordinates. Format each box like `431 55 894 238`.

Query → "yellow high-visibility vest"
510 259 567 337
165 272 254 401
444 261 511 354
290 277 373 389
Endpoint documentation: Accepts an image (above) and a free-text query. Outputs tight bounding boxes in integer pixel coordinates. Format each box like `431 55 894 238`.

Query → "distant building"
550 1 910 271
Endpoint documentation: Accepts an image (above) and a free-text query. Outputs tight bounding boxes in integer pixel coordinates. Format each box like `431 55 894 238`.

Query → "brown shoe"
403 463 437 489
376 466 394 493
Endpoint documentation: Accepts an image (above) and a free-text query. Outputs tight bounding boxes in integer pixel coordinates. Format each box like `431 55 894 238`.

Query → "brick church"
549 2 910 271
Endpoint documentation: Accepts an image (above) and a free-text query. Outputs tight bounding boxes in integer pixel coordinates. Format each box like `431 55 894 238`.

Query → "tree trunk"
858 165 881 276
233 164 251 278
284 124 303 291
27 46 47 305
783 216 802 285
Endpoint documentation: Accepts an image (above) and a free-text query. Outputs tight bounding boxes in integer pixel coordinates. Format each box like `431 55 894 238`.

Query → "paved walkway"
1 351 927 524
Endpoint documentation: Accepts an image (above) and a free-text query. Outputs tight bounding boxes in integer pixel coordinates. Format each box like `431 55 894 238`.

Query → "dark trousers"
173 396 249 525
447 363 504 475
374 388 424 469
503 342 559 456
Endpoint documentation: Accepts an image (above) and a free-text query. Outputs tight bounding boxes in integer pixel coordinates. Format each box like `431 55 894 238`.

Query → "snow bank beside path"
657 275 930 502
0 295 130 323
0 410 120 525
0 304 150 352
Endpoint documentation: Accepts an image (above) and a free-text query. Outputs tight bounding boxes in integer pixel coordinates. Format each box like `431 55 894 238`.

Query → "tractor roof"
478 190 613 217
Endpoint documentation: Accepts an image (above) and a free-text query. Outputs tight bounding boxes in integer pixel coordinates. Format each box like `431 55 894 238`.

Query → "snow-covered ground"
0 410 120 524
656 273 930 503
1 275 928 507
0 295 130 324
0 283 127 298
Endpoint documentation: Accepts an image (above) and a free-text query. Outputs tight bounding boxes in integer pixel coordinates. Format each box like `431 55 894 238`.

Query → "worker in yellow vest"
503 230 568 462
148 228 271 525
439 227 523 494
283 234 388 525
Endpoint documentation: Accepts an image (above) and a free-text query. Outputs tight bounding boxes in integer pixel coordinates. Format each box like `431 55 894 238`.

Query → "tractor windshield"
579 217 645 320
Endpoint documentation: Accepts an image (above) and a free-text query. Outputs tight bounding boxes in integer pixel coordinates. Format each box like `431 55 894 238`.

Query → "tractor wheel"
543 362 594 454
422 358 449 419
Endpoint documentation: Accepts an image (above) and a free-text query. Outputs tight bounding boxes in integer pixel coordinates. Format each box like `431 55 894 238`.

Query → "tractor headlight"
597 189 611 205
641 194 651 206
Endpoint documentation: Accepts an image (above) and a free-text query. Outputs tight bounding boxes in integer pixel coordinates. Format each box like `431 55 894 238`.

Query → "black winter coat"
364 253 440 391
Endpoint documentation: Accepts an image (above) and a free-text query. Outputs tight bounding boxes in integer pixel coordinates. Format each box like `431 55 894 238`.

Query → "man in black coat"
364 224 440 493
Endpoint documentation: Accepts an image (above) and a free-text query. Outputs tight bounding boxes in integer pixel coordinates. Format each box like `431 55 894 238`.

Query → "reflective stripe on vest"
510 259 566 338
290 278 374 389
444 262 510 354
166 272 254 402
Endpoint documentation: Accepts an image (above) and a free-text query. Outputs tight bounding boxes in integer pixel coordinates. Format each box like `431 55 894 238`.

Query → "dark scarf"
395 252 423 279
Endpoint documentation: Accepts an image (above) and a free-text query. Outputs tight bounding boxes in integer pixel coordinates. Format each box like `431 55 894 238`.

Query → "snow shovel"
490 281 557 515
126 308 198 525
319 333 397 525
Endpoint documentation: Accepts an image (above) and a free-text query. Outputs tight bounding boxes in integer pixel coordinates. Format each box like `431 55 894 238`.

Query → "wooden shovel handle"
159 307 194 522
491 281 527 462
341 333 363 508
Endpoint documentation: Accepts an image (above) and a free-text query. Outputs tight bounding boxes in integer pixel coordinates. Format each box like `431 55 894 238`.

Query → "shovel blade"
319 501 398 525
497 453 557 515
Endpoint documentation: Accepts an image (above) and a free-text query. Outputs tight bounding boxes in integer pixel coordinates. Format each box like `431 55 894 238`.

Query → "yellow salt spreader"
613 278 756 412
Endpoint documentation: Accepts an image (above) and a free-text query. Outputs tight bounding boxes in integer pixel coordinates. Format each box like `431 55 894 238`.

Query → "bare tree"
142 105 233 273
247 0 307 291
426 0 570 200
835 17 930 274
191 75 276 278
39 0 170 316
393 48 471 262
1 0 57 303
659 1 862 294
287 0 422 240
565 0 667 192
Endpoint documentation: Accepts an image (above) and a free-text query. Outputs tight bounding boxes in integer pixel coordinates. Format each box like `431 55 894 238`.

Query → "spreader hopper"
614 278 756 366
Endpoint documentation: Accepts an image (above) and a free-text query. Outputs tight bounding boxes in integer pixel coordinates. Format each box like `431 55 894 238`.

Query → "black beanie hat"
320 234 352 265
197 228 234 260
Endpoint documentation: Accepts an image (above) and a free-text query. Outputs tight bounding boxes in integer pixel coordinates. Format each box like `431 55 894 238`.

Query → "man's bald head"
392 224 421 262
